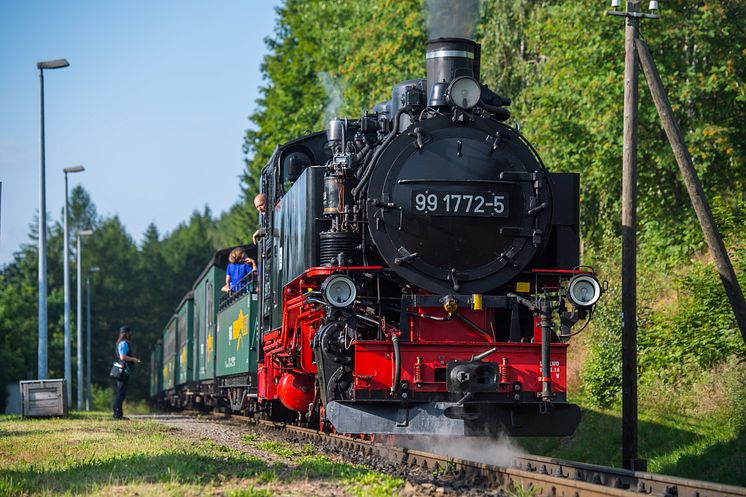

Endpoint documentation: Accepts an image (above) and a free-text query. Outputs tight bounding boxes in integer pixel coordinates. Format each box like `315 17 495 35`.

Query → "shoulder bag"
109 361 128 380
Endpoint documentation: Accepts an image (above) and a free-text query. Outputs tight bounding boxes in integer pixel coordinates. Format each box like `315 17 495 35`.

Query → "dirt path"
136 414 502 497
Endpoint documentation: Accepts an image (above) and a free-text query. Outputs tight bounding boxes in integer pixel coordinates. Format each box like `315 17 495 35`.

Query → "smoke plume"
425 0 481 40
397 432 525 467
317 71 346 122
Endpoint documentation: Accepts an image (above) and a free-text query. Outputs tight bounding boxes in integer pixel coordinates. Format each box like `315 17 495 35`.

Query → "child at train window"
221 247 257 293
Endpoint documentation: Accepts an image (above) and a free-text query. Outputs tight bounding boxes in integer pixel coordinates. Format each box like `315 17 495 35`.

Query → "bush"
639 244 745 375
581 278 623 407
580 218 745 408
580 245 623 407
90 384 113 412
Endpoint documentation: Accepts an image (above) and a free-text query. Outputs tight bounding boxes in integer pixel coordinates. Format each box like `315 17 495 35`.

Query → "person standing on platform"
113 326 140 419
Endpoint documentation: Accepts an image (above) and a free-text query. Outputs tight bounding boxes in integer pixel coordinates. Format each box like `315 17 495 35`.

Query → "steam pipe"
390 334 401 394
540 298 552 401
480 102 511 121
355 143 371 164
353 107 407 198
471 347 497 362
455 312 495 342
355 148 373 179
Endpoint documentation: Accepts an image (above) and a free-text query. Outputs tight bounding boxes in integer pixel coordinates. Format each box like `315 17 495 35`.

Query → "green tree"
83 216 144 396
512 1 745 251
511 1 746 403
242 0 426 210
477 0 541 99
0 187 225 406
0 249 39 410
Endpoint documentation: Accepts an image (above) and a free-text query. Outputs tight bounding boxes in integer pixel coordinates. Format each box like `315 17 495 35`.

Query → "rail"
210 412 745 497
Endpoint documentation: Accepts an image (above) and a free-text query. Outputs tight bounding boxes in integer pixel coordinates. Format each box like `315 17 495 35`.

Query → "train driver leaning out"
252 193 267 244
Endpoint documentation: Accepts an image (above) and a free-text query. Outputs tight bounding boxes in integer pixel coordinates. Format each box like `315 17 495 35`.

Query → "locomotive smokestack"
426 38 481 106
423 0 481 106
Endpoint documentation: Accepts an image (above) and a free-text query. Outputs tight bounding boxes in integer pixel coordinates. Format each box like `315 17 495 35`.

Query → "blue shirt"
227 263 253 292
117 340 131 373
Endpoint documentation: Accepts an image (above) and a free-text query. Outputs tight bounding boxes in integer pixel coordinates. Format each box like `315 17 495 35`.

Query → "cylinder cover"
277 372 315 413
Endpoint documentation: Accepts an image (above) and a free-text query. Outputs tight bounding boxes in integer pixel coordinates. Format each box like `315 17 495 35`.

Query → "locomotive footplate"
326 400 580 437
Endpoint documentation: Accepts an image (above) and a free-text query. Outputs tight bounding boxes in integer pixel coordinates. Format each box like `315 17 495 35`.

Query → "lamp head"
89 267 100 273
78 229 94 237
567 274 603 308
63 165 85 174
321 274 357 308
37 59 70 70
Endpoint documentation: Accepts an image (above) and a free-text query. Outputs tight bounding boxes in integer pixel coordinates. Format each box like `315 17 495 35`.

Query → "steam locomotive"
150 37 603 438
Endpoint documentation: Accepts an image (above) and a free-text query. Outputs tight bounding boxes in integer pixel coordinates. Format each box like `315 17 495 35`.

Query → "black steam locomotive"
252 37 602 437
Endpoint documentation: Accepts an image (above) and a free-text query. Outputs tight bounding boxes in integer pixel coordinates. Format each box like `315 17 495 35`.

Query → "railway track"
207 411 745 497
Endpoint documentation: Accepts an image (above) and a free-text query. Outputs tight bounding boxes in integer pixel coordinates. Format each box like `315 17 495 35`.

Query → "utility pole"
608 0 745 469
606 0 657 472
636 39 746 345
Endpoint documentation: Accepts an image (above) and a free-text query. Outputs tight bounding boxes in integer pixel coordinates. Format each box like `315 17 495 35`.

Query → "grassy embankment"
520 384 745 486
519 245 746 487
0 412 402 497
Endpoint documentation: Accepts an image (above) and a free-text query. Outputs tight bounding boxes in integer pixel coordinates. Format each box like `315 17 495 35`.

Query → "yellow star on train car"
232 308 249 351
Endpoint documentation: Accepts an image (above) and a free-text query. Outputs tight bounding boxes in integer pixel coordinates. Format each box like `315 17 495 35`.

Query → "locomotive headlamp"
567 274 602 307
446 76 482 110
321 274 357 308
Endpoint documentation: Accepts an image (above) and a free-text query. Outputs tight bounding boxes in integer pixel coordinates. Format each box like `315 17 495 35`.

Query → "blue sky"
0 0 281 265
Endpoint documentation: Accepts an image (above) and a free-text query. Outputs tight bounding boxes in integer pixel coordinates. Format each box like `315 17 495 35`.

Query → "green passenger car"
193 261 225 382
176 293 194 386
149 339 163 398
162 316 177 391
216 290 259 378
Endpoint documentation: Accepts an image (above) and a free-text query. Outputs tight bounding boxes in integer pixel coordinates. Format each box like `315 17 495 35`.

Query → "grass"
88 384 154 416
241 435 402 496
503 482 538 497
0 413 266 496
517 387 746 486
241 435 315 458
290 455 403 497
0 413 403 497
226 488 273 497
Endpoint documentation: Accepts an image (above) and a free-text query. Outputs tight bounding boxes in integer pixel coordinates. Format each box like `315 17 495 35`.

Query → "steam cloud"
425 0 481 40
397 432 525 468
317 71 346 122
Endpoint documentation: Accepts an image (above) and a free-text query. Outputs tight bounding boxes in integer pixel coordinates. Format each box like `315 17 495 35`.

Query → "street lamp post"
86 266 100 411
63 165 84 402
76 229 93 410
37 58 69 380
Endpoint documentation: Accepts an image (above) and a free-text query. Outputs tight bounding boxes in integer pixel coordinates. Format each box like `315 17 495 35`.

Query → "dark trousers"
113 377 129 418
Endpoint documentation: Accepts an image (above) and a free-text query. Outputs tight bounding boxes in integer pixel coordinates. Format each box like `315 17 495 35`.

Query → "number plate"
411 190 509 217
